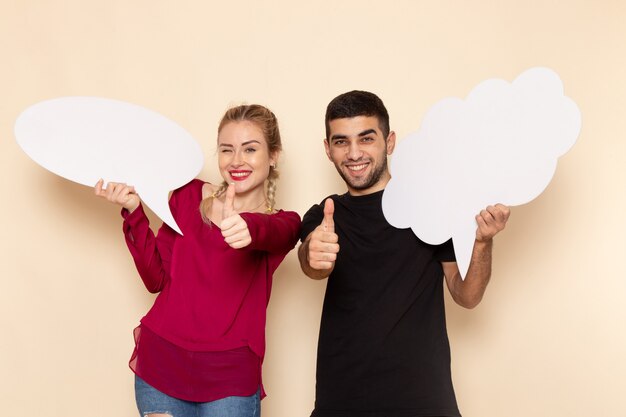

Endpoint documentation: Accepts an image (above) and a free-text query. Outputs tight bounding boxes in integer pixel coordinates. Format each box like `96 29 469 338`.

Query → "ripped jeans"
135 376 261 417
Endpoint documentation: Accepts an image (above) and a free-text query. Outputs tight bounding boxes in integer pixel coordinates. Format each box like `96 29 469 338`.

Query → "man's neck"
347 174 391 196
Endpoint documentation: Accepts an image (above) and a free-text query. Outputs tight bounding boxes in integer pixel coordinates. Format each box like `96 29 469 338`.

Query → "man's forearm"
449 239 493 308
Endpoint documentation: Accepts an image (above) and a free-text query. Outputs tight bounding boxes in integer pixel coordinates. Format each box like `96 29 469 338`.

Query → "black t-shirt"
301 191 461 417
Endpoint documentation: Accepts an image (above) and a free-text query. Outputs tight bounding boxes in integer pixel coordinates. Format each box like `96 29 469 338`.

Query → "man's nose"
347 142 363 160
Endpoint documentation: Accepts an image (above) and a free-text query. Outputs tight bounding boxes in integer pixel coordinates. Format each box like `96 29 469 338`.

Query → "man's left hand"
475 204 510 242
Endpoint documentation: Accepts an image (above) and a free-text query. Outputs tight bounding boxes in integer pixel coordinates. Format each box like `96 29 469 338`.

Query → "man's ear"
324 138 332 161
386 131 396 155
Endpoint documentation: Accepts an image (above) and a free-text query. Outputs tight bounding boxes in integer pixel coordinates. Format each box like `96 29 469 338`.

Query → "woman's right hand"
94 179 140 212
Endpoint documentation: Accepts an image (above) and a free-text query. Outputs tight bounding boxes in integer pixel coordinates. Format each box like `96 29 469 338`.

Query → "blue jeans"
135 376 260 417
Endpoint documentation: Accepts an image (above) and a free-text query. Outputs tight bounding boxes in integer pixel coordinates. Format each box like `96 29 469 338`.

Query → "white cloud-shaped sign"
15 97 204 234
382 67 581 278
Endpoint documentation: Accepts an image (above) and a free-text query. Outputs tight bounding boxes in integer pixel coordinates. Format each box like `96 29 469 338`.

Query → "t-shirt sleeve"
299 201 325 243
240 210 302 254
121 188 182 293
434 238 456 263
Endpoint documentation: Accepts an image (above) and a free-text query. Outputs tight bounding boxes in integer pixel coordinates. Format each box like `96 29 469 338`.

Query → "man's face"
325 116 396 195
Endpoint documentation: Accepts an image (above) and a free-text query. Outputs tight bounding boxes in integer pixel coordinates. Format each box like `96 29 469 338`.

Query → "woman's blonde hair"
200 104 282 224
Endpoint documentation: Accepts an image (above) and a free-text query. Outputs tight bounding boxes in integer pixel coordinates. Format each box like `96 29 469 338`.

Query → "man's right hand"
306 198 340 270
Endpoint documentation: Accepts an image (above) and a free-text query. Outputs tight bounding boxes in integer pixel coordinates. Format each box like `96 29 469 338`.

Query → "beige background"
1 1 624 416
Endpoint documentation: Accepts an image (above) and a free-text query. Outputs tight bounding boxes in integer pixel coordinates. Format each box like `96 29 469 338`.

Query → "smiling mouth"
229 171 251 181
345 162 369 173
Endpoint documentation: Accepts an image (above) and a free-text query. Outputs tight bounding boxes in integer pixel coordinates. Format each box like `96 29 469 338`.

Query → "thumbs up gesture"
220 184 252 249
306 198 340 270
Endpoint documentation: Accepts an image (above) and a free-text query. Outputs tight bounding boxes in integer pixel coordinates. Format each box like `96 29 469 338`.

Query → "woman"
95 104 301 417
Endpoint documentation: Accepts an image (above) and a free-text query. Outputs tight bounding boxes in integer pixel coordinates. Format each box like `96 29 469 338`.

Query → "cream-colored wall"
1 1 624 416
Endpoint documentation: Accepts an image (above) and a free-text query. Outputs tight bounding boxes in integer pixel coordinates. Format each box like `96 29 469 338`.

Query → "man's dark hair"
325 90 390 139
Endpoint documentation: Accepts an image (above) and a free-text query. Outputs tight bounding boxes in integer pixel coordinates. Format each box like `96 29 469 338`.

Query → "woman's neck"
227 187 268 213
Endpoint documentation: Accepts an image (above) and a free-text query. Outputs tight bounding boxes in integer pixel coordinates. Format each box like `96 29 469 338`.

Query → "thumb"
222 183 236 219
323 198 335 233
94 179 104 196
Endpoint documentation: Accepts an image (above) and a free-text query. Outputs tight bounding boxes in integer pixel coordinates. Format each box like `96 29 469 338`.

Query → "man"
299 90 510 417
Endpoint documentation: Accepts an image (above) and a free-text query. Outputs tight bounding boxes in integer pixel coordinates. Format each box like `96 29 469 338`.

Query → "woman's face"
217 120 276 195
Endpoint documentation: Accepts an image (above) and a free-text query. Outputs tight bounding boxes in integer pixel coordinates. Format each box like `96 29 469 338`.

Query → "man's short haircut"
325 90 390 139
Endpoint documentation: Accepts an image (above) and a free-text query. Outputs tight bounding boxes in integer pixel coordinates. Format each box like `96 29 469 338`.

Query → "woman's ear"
269 150 280 168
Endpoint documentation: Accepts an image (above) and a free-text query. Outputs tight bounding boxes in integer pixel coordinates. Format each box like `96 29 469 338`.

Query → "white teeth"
347 164 368 171
231 172 250 177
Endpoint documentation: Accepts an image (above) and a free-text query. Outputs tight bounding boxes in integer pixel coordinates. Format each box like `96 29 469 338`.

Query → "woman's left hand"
220 184 252 249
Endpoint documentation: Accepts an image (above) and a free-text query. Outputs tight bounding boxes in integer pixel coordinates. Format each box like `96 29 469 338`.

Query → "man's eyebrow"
358 129 377 137
330 129 377 141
